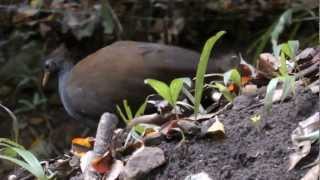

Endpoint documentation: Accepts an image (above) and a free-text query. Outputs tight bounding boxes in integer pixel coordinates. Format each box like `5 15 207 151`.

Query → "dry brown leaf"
288 141 312 171
71 137 95 157
91 151 113 174
207 116 225 138
301 164 320 180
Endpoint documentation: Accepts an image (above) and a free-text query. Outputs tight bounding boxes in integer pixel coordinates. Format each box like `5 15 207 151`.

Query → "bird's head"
42 45 72 87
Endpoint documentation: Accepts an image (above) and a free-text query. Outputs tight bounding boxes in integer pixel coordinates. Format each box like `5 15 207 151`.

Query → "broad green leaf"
223 69 241 87
265 78 280 111
123 100 133 120
211 83 235 102
145 79 171 104
170 78 184 106
135 100 147 118
194 31 226 117
116 105 129 124
280 75 295 102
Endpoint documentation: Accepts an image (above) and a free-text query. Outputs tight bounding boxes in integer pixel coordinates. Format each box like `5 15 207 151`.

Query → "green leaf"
0 138 24 149
279 52 288 76
116 105 128 124
0 139 47 180
12 147 46 179
223 69 241 87
101 0 114 34
211 83 235 102
170 78 184 106
133 124 145 135
281 43 293 58
0 155 36 176
271 9 293 52
280 75 295 102
194 31 226 117
264 78 280 111
145 79 171 104
123 100 133 120
0 104 19 142
288 40 299 58
135 100 147 118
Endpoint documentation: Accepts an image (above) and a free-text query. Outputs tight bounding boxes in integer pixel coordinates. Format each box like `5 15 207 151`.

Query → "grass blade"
194 31 226 118
264 78 279 111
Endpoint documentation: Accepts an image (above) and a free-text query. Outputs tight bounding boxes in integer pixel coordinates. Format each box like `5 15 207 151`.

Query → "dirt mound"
150 87 319 180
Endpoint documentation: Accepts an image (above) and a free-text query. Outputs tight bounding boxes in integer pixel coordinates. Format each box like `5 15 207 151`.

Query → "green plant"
0 138 49 180
264 41 297 111
145 78 185 108
248 7 317 62
208 68 242 102
0 104 19 143
14 93 47 114
116 100 147 134
194 31 226 117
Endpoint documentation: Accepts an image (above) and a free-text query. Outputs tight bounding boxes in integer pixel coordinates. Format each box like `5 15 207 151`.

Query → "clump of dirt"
150 87 319 179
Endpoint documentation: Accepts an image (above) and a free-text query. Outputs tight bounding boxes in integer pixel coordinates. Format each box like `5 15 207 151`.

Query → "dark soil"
149 87 319 180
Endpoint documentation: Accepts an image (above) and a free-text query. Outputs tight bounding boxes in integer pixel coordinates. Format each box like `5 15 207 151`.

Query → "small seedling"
250 114 261 131
264 40 297 111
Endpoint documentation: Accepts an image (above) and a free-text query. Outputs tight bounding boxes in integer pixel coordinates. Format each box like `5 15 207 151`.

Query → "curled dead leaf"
288 141 312 171
301 164 320 180
206 116 225 139
91 151 113 174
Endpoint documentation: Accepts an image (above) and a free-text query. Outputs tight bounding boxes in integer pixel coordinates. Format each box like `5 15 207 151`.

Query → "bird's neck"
58 61 76 118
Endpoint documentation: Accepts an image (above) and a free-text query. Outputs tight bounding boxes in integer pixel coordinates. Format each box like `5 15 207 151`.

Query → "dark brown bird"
42 41 237 123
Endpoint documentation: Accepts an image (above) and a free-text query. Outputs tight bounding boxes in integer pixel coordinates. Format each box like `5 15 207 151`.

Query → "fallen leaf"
206 116 225 138
91 151 113 174
288 141 312 171
301 164 320 180
71 137 95 157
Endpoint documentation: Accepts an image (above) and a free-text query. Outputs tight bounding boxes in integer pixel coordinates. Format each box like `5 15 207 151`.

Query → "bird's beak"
42 71 50 88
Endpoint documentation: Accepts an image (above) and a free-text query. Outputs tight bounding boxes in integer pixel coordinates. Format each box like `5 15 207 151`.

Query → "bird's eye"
45 64 50 69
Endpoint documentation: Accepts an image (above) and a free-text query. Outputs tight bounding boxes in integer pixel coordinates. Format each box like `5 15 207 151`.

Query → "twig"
295 62 319 79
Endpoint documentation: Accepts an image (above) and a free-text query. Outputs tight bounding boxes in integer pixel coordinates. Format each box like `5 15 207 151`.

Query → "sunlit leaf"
145 79 171 105
194 31 226 117
170 78 184 106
